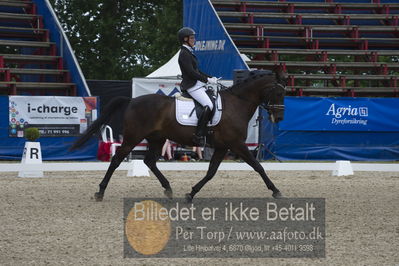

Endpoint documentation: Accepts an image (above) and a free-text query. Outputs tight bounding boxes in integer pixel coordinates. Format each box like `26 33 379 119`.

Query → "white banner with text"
9 96 97 137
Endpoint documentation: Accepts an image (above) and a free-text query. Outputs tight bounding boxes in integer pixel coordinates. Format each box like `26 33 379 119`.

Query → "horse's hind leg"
230 142 282 198
144 139 173 199
95 140 137 201
186 148 227 202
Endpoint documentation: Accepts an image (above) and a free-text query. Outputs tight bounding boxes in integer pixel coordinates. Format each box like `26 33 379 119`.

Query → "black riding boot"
193 106 212 146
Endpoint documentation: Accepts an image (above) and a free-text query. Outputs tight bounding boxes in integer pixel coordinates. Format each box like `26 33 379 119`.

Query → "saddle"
175 89 223 127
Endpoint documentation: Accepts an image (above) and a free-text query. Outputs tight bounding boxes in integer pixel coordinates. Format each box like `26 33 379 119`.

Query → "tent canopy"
147 51 181 78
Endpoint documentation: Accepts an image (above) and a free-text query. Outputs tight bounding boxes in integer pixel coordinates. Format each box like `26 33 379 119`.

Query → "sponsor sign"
195 39 226 51
9 96 97 137
280 97 399 132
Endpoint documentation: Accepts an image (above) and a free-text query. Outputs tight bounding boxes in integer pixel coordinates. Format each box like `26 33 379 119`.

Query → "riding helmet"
178 27 195 44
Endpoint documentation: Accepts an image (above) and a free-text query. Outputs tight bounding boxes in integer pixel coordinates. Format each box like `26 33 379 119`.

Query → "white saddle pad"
175 95 222 126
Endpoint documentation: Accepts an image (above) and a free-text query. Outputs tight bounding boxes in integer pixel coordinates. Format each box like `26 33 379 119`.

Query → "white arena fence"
1 160 399 177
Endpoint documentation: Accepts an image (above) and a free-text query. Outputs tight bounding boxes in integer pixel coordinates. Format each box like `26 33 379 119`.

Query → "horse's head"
260 70 286 123
227 70 286 123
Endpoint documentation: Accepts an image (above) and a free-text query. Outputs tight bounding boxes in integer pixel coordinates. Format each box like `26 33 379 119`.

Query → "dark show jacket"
178 45 210 91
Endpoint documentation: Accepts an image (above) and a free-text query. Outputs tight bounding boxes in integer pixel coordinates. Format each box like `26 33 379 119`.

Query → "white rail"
1 161 398 176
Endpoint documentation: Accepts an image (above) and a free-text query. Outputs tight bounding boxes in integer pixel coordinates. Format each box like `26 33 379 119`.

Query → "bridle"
261 82 286 113
219 81 286 115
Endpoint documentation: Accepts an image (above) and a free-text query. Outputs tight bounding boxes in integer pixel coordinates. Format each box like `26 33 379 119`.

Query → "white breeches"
187 81 214 110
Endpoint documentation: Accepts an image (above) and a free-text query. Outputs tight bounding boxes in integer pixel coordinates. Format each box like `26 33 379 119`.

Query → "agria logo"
359 107 368 117
325 104 368 118
325 103 368 126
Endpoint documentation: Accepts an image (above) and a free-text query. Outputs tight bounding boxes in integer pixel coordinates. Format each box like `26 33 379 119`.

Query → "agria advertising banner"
9 96 97 137
280 97 399 132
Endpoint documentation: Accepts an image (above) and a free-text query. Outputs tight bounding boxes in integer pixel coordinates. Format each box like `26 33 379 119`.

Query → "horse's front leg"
144 139 173 199
96 141 136 201
230 142 282 198
186 148 227 203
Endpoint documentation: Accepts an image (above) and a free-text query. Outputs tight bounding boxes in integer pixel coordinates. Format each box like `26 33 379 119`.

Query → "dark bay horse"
71 71 286 202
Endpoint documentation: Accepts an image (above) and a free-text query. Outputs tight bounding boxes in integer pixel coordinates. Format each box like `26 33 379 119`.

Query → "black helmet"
178 27 195 44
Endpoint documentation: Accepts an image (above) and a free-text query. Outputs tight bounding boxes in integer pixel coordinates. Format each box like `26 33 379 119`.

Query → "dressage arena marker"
1 161 398 177
18 141 43 178
332 160 354 176
127 160 150 177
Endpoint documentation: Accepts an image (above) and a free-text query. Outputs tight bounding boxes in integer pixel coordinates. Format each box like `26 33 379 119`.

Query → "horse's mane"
227 71 276 95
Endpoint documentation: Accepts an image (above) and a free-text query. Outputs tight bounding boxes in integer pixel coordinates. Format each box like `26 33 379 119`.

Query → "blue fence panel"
280 97 399 132
184 0 248 79
0 96 98 161
260 97 399 161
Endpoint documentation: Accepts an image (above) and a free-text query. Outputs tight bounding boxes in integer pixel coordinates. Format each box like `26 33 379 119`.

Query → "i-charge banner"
280 97 399 132
9 96 97 137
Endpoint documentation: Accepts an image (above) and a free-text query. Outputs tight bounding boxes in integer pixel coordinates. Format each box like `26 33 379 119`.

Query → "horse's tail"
70 96 131 150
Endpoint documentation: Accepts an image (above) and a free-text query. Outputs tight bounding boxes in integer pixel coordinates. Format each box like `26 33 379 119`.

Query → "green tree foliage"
49 0 182 80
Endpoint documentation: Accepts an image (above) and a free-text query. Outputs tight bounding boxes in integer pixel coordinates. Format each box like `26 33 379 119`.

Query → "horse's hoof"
185 193 193 203
272 191 283 199
164 188 173 199
94 192 104 202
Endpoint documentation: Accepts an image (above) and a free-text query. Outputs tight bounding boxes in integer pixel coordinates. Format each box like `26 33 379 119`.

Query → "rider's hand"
207 77 218 84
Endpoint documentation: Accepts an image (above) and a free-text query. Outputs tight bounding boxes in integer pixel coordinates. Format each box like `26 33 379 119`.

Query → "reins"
219 83 262 106
221 81 285 111
225 84 257 105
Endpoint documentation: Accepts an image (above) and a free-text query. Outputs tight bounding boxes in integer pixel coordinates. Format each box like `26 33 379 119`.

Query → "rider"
177 27 218 146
